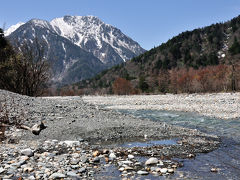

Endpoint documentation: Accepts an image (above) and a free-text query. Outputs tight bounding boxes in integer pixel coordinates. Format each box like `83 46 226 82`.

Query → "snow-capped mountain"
6 15 145 84
4 22 25 36
50 15 145 65
7 19 106 84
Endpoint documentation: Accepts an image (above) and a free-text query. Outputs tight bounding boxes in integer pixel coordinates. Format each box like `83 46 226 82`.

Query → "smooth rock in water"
49 172 66 179
158 160 164 166
137 170 149 175
210 168 218 173
160 168 168 174
168 168 174 173
150 166 157 171
124 166 134 171
187 153 195 158
20 148 34 157
156 168 161 172
128 154 134 159
119 167 125 172
135 162 142 166
109 153 116 160
0 167 5 174
145 157 159 165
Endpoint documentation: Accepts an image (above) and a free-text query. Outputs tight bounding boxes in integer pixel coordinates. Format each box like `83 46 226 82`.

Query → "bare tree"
14 40 50 96
0 38 50 96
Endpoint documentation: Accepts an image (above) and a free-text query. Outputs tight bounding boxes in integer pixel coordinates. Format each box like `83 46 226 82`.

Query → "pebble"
145 157 159 165
49 172 66 179
109 152 116 160
124 166 134 171
119 167 125 172
93 150 100 157
67 171 79 177
168 168 174 173
210 168 218 173
78 167 86 173
137 170 149 175
160 168 168 174
0 167 5 174
23 167 34 173
93 157 100 163
128 154 134 159
20 148 34 157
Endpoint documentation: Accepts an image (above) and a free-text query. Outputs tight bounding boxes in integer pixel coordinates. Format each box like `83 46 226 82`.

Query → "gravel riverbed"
83 93 240 119
0 90 223 179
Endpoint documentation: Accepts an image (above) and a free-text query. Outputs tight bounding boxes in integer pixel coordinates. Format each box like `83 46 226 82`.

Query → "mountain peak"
6 15 145 84
5 22 25 36
50 15 145 64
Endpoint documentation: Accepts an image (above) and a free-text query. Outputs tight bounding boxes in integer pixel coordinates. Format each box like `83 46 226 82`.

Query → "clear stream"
115 109 240 180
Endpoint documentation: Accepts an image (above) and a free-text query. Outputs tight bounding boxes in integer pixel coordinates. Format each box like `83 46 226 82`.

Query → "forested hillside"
57 15 240 95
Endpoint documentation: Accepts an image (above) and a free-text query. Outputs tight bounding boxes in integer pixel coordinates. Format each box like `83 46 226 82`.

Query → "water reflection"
117 109 240 179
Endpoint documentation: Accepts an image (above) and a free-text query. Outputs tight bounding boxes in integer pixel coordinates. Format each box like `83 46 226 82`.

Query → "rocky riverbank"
83 93 240 119
0 90 221 179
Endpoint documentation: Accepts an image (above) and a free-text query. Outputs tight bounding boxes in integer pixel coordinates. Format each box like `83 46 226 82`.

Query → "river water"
116 109 240 180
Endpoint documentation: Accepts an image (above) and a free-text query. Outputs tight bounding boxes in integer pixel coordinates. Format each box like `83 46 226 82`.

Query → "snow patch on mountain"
5 22 25 36
50 15 145 64
6 15 145 67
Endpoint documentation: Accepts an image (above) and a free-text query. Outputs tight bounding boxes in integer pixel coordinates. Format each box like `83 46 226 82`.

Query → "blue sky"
1 0 240 50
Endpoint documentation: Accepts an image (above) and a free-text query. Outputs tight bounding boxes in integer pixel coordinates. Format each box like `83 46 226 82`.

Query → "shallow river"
115 109 240 180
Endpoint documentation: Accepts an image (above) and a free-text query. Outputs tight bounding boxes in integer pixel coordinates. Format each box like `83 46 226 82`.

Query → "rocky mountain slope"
51 15 145 66
6 16 145 84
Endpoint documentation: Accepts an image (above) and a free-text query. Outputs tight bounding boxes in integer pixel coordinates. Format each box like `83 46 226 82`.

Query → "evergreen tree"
229 37 240 55
139 76 149 92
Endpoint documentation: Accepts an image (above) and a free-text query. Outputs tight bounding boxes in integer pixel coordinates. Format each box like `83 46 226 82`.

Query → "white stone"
59 140 80 147
119 167 125 172
0 167 5 174
145 157 159 165
109 153 116 160
160 168 168 174
128 154 134 159
67 171 79 177
20 148 34 157
137 170 149 175
49 172 66 179
158 160 164 166
167 168 174 173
